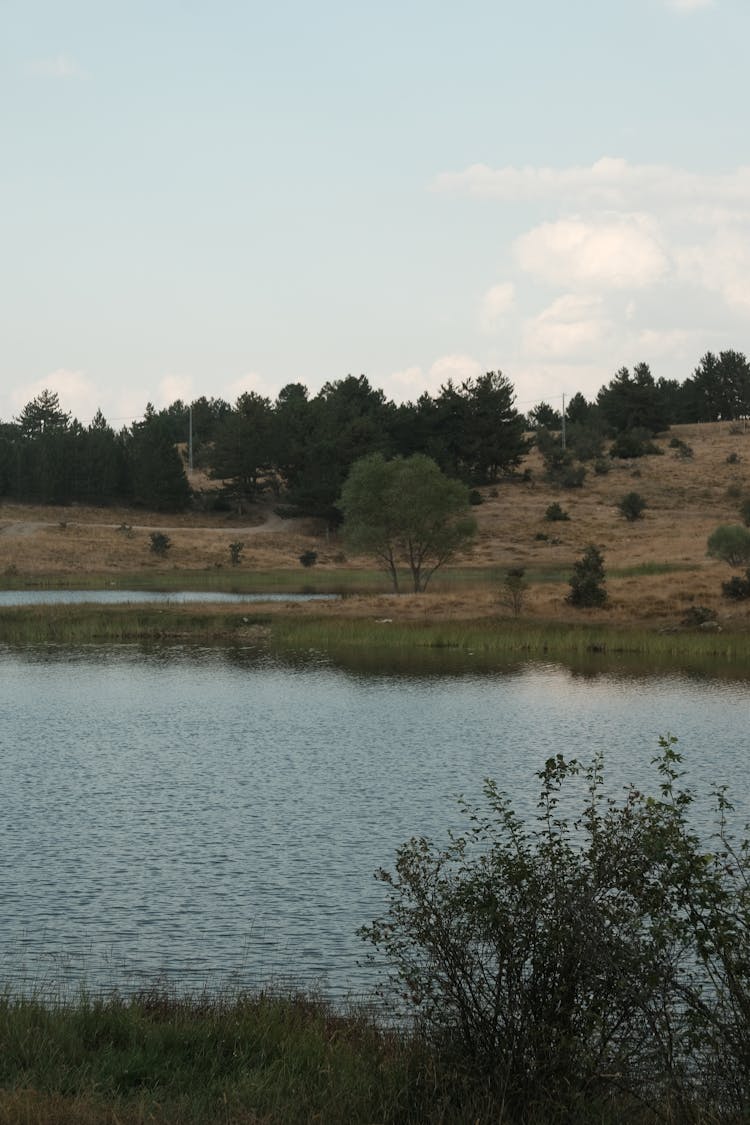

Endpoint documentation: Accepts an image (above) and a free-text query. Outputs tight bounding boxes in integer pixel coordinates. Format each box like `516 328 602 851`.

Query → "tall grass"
0 988 696 1124
270 614 750 663
0 605 272 645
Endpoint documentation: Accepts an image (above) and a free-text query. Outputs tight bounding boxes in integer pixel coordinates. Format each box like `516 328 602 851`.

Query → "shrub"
740 497 750 526
566 544 607 607
609 428 662 459
727 451 741 465
722 569 750 600
362 738 750 1118
544 501 569 522
149 532 171 557
617 491 647 521
707 524 750 567
229 540 244 566
500 566 527 617
681 604 718 626
468 489 483 506
299 549 318 568
593 457 610 475
669 436 693 458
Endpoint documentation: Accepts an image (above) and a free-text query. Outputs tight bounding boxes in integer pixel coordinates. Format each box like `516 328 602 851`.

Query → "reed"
270 614 750 663
0 605 272 645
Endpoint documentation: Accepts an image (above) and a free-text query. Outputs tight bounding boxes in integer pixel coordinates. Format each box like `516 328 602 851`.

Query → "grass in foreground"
0 989 700 1125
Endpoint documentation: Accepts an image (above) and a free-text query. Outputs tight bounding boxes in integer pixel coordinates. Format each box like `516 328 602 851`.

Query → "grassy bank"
0 605 272 644
270 614 750 663
3 603 750 664
0 989 693 1125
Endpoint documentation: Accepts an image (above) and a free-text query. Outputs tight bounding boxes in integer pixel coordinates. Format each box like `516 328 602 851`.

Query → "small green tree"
566 544 607 607
149 531 171 557
500 566 527 616
707 524 750 567
617 491 647 521
544 501 569 522
339 454 476 593
228 540 244 565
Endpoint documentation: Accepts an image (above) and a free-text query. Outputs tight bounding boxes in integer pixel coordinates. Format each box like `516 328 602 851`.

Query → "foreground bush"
363 738 750 1122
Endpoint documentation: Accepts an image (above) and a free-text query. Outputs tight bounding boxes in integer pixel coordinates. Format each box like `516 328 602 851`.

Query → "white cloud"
675 233 750 311
433 157 750 216
382 354 485 402
479 282 515 331
428 353 484 387
223 371 277 404
515 215 668 289
666 0 713 10
10 369 98 422
522 295 613 360
157 374 194 407
30 54 86 79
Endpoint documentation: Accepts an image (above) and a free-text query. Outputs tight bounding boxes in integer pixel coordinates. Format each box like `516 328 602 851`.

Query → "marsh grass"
0 605 273 644
270 614 750 662
0 989 705 1124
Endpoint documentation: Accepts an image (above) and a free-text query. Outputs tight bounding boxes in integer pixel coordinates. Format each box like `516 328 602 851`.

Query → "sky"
2 0 749 428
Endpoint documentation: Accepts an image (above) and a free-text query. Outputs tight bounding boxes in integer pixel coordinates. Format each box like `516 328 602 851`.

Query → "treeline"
1 349 748 514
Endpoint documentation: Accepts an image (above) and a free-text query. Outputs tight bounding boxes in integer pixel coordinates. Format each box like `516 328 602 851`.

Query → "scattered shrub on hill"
566 544 607 607
617 491 647 521
682 605 718 626
593 457 610 475
149 531 171 556
722 569 750 600
707 524 750 567
468 489 484 506
363 738 750 1120
535 429 587 488
229 540 244 565
299 549 318 568
544 501 569 522
609 428 663 459
727 451 741 465
739 497 750 526
669 436 693 458
500 566 527 617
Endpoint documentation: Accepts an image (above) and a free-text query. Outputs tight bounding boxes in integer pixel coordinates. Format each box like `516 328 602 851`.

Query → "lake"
2 641 749 1001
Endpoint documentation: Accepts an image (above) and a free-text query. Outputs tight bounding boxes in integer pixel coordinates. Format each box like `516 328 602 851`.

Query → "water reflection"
1 642 749 1001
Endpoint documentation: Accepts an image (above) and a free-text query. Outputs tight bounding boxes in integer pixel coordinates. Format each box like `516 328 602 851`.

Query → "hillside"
1 420 749 630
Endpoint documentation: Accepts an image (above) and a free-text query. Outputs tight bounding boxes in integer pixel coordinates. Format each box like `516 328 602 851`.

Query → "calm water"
0 590 336 605
2 642 749 1000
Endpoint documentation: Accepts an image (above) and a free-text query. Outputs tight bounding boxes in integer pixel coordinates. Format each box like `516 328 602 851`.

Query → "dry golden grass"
1 421 749 629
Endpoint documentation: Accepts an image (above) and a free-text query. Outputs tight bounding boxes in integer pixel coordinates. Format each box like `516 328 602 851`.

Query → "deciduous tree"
339 454 476 592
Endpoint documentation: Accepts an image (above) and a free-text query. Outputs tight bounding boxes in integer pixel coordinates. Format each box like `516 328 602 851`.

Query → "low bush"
707 524 750 567
722 568 750 600
149 532 171 557
363 738 750 1121
228 540 244 565
610 428 663 459
740 497 750 526
544 501 569 522
299 549 318 568
617 491 647 521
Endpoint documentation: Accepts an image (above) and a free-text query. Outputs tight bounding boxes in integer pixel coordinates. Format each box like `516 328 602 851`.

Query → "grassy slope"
0 421 749 632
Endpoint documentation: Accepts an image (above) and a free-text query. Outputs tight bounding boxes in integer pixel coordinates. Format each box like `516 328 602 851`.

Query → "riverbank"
2 602 750 670
0 988 712 1125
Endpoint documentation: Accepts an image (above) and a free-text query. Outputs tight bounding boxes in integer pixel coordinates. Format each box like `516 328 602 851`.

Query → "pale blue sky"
2 0 748 424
